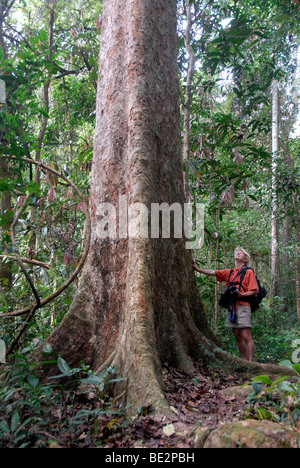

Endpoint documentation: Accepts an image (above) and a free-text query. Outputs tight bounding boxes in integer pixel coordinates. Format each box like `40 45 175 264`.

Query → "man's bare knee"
241 328 253 343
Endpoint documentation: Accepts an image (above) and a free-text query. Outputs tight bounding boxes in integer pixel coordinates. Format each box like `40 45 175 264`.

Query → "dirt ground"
34 360 250 449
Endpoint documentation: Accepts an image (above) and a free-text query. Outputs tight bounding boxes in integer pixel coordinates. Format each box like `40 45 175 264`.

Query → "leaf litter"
0 359 251 448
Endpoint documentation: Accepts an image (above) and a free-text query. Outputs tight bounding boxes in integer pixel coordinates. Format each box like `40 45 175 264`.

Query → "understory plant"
0 345 124 448
245 361 300 428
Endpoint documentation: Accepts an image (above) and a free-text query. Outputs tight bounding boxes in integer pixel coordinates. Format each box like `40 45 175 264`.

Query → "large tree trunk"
41 0 215 413
39 0 296 415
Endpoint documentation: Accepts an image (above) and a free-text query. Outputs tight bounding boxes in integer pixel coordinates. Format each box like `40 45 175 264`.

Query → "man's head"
234 247 252 267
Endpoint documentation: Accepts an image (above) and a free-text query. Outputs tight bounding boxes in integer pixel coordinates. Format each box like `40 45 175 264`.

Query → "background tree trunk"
183 0 196 202
271 79 280 298
282 206 290 311
0 6 12 290
0 156 12 290
293 192 300 323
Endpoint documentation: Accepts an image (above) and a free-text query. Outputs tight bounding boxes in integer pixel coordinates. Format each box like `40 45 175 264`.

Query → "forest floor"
109 362 249 449
20 360 251 448
2 357 299 448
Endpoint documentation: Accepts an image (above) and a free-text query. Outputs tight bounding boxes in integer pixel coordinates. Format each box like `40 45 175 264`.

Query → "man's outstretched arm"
192 260 216 276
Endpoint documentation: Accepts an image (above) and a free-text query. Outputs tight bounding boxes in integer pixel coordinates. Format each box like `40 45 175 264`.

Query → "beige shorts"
226 305 252 329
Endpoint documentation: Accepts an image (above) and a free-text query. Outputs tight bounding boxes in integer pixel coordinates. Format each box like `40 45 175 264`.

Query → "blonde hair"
234 246 252 267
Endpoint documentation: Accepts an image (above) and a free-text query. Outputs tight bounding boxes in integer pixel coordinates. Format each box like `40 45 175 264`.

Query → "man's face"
235 249 248 264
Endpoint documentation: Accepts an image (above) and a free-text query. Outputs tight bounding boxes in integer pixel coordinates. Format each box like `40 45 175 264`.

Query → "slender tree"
294 201 300 323
271 79 280 298
183 0 196 201
0 1 12 290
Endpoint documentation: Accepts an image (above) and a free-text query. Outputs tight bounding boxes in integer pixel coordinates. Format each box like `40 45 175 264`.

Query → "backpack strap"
238 266 250 292
229 266 247 285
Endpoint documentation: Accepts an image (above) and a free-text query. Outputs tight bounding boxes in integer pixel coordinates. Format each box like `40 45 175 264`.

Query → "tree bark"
183 0 196 202
0 156 12 289
293 192 300 323
38 0 214 411
38 0 296 415
271 79 280 298
282 207 290 311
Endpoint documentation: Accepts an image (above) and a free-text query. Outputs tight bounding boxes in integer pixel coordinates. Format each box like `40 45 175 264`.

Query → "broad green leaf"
4 388 16 401
292 364 300 375
257 407 272 421
81 375 104 390
279 360 294 369
37 108 50 118
252 381 263 395
270 376 290 389
57 357 72 376
277 381 296 392
16 417 33 435
252 375 272 385
43 344 53 354
27 375 39 387
0 421 9 435
11 410 20 433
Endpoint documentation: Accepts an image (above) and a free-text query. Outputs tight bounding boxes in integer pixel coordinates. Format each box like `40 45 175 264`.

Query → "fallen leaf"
163 424 175 437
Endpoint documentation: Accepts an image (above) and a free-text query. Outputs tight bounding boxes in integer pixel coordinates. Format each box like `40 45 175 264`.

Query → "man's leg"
241 327 254 362
234 328 254 361
233 329 249 360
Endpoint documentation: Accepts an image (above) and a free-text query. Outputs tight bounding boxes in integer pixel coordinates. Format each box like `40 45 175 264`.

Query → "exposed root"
198 333 298 378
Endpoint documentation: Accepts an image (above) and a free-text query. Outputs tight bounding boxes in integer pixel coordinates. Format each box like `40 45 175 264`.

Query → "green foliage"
0 349 56 447
0 0 298 359
0 346 124 448
0 0 299 443
245 364 300 427
0 0 101 353
216 304 300 363
189 0 300 352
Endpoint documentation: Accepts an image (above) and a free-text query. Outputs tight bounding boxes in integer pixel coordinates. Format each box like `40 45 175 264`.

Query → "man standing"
193 247 258 362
